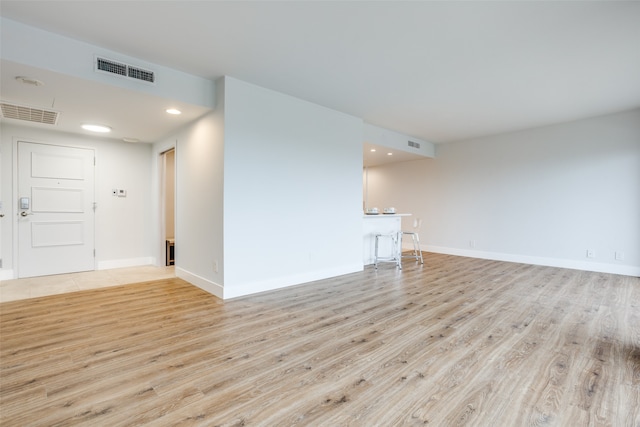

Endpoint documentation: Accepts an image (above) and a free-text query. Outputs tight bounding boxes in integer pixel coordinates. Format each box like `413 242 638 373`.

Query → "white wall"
152 77 365 299
0 123 154 279
154 87 225 296
366 109 640 276
0 133 11 278
174 108 225 295
222 77 364 298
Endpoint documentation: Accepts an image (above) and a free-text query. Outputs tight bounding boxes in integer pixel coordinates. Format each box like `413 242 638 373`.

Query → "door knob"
20 211 32 217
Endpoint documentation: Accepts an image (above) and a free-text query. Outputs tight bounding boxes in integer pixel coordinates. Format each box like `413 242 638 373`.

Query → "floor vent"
95 56 155 84
408 140 421 149
0 102 59 125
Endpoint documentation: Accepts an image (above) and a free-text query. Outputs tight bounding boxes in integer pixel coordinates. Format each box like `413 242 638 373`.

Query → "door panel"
18 142 95 278
31 151 86 180
31 221 85 247
32 187 84 212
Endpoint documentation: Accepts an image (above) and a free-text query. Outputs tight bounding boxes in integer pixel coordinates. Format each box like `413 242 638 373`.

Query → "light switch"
117 189 127 197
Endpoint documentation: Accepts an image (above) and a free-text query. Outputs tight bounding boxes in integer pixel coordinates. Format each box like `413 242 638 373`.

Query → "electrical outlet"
586 249 595 258
615 251 625 261
469 240 476 248
214 260 218 273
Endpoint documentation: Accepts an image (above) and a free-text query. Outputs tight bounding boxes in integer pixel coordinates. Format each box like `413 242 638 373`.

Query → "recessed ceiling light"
123 137 139 143
387 152 393 156
81 124 111 133
370 148 376 152
166 108 182 115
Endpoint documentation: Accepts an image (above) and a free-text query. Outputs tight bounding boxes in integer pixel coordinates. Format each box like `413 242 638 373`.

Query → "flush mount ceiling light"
15 76 45 86
166 108 181 115
81 123 111 133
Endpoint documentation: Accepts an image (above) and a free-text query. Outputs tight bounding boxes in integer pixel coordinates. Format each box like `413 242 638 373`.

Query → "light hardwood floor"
1 254 639 426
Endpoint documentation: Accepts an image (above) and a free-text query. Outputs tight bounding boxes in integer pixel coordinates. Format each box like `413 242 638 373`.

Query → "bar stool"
401 218 424 264
374 232 402 269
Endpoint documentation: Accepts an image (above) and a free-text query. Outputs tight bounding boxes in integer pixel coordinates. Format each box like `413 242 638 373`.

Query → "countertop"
363 213 411 218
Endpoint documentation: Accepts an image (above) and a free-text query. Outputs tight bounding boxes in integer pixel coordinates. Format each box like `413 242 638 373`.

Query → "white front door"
18 141 96 278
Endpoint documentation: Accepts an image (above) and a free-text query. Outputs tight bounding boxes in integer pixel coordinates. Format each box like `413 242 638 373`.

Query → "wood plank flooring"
1 254 639 426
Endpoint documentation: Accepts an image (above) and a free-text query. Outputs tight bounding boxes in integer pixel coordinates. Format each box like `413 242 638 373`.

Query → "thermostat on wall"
117 189 127 197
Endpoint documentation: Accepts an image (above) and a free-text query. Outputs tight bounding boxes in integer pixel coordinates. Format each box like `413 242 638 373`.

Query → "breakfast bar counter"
363 213 411 265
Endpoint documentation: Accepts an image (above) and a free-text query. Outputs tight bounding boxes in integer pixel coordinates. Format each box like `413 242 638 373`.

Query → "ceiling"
1 1 639 154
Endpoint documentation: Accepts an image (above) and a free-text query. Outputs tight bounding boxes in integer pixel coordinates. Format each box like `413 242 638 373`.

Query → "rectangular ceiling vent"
95 56 156 84
408 140 421 149
0 102 59 125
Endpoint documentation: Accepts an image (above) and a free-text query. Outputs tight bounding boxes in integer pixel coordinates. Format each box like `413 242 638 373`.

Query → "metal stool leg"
401 218 424 265
412 233 424 264
401 231 424 264
395 232 402 270
374 233 401 269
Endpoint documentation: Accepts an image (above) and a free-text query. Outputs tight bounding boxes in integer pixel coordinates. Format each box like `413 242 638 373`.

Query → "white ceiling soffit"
0 59 212 143
95 56 156 85
363 142 429 168
0 18 215 109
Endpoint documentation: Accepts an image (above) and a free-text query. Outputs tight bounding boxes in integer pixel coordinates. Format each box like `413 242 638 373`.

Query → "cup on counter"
366 207 379 214
383 207 396 214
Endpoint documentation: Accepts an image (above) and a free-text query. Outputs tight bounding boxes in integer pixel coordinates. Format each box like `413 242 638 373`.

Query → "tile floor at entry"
0 266 176 303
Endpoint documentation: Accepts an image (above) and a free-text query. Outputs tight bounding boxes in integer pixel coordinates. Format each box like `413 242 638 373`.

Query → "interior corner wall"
366 109 640 276
169 103 225 298
221 77 364 298
0 123 154 278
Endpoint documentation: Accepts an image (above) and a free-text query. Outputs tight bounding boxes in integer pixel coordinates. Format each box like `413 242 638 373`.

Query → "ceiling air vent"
127 65 155 83
408 140 421 149
95 56 155 84
0 102 59 125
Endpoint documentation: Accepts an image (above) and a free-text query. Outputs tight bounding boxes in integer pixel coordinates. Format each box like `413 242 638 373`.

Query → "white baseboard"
97 257 155 270
421 245 640 277
176 263 363 300
223 263 363 300
0 269 15 281
175 267 224 299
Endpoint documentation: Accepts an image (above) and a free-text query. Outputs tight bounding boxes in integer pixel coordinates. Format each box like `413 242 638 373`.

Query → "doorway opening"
161 148 175 266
